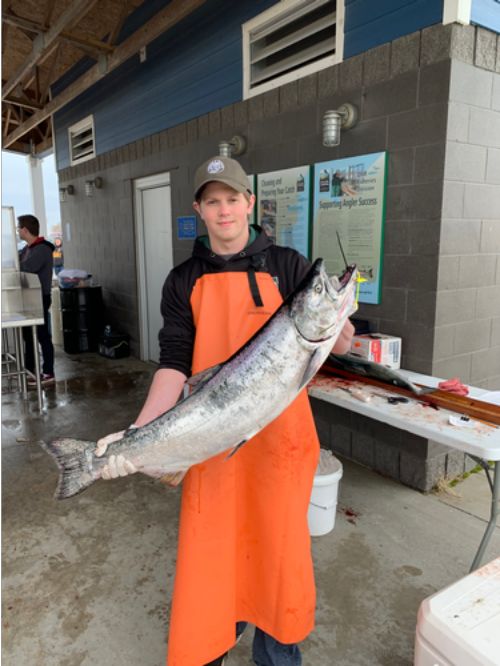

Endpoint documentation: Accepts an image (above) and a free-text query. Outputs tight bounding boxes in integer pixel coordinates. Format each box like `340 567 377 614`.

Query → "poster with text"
257 166 311 258
312 152 387 304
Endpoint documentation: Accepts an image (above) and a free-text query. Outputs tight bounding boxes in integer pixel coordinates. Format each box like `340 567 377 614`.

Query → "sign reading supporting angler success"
312 152 387 304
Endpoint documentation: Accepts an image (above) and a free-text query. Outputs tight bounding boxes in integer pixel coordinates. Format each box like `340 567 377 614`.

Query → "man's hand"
95 431 137 480
332 319 355 355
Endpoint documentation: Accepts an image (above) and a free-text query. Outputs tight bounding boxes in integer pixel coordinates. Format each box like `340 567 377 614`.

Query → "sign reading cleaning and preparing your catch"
257 166 311 258
312 152 387 304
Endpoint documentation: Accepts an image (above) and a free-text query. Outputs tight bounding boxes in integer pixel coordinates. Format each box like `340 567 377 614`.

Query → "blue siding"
54 0 277 170
343 0 442 58
471 0 500 32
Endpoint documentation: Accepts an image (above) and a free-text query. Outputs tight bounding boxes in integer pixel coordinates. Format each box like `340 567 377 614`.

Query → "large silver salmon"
44 259 358 499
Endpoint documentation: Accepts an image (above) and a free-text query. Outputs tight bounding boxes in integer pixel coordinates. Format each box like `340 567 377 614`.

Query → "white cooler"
414 557 500 666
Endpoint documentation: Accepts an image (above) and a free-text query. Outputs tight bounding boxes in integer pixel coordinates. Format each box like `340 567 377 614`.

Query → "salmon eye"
314 283 323 293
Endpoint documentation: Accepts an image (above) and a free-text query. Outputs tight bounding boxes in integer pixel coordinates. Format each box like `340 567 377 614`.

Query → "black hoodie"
158 225 311 375
19 237 55 295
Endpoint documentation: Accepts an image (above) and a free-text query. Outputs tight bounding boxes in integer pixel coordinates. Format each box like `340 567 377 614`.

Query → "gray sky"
1 150 61 238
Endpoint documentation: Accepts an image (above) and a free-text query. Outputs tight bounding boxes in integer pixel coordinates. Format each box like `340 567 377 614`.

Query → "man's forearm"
134 368 187 427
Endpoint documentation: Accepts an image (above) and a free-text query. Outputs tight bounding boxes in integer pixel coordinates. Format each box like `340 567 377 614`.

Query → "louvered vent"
244 0 340 97
68 115 95 166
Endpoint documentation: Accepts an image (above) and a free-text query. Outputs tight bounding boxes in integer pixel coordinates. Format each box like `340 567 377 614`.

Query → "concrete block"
400 450 446 492
421 24 452 66
363 71 417 120
464 183 500 219
480 220 500 253
476 284 500 318
318 66 339 98
440 218 481 255
442 180 465 219
433 354 472 383
469 107 500 148
386 183 443 221
450 24 475 64
363 43 390 86
471 346 500 382
330 424 352 458
382 219 410 254
262 89 279 118
383 255 438 291
298 73 318 106
208 110 221 133
446 102 470 143
334 116 387 156
475 27 497 71
248 95 264 122
458 254 497 288
187 119 198 144
398 323 436 361
406 290 437 328
252 141 298 174
339 54 363 91
374 441 400 480
409 218 441 256
498 35 500 73
444 142 487 182
220 105 234 131
436 288 476 325
486 148 500 184
492 317 500 346
388 103 448 149
454 319 491 354
279 81 298 112
449 60 493 107
351 432 374 468
233 101 248 127
419 60 451 106
314 414 331 448
248 115 284 151
369 287 407 320
388 148 414 186
391 33 420 76
414 144 445 184
445 450 466 479
198 114 209 138
433 324 456 359
397 432 429 458
279 107 318 142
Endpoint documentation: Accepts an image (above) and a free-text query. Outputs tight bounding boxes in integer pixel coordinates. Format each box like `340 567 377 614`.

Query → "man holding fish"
53 156 356 665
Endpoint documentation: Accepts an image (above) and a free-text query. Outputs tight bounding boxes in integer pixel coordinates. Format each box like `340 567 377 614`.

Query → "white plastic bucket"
308 449 343 537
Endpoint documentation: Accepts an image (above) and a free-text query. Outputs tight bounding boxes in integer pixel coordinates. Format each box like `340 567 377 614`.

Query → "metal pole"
32 324 43 412
470 461 500 571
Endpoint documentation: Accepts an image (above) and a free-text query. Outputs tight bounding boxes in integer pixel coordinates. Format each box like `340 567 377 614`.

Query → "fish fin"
41 438 97 500
159 470 187 487
187 364 222 394
298 348 325 391
226 439 248 459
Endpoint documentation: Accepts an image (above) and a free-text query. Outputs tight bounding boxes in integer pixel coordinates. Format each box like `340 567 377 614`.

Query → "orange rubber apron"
167 271 319 666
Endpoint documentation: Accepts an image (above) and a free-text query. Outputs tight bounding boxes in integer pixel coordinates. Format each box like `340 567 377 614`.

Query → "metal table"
308 372 500 571
2 311 44 412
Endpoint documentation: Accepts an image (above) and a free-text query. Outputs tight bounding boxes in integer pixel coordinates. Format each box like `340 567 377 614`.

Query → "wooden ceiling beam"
60 30 115 55
2 0 99 99
2 12 42 34
4 0 207 149
107 0 132 46
3 95 43 110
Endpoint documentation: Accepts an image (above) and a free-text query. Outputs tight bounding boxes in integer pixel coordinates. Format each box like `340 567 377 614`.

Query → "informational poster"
177 215 197 240
312 152 387 304
257 166 311 257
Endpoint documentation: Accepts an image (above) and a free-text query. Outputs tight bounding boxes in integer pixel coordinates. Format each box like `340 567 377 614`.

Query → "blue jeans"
206 622 302 665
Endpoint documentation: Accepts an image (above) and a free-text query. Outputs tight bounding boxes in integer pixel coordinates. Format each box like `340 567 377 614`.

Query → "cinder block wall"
59 23 500 491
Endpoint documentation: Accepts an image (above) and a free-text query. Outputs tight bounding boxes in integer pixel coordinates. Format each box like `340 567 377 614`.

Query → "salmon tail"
42 438 98 500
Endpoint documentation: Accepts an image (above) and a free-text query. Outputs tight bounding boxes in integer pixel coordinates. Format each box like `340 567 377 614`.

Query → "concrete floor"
2 348 499 666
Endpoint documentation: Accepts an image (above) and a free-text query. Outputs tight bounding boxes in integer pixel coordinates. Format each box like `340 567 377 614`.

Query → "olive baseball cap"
194 156 253 199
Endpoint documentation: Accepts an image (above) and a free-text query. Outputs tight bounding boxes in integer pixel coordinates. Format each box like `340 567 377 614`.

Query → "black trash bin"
60 286 104 354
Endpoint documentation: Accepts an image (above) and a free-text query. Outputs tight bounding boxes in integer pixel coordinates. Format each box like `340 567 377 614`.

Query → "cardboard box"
350 334 402 369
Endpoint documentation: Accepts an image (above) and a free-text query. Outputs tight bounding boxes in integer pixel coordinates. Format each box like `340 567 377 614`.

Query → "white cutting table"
2 311 44 412
308 370 500 571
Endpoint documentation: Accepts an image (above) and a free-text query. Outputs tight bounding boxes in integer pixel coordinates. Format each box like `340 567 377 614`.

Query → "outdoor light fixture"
85 176 103 197
59 184 75 202
322 104 359 147
218 135 247 157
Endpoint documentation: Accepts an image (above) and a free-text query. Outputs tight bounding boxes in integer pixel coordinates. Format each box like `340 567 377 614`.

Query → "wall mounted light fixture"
322 104 359 147
218 135 247 158
59 184 75 203
85 176 103 197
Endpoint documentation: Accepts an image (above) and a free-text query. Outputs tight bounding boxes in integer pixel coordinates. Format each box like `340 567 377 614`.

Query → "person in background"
17 214 55 385
95 156 354 666
53 237 64 276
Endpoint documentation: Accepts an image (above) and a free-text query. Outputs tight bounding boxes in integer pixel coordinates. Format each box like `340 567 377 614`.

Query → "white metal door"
134 173 173 362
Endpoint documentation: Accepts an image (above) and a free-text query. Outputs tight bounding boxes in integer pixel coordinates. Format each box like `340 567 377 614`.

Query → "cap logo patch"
207 159 225 175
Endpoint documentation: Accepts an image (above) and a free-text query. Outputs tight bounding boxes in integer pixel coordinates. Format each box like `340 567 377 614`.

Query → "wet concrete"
2 348 499 665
